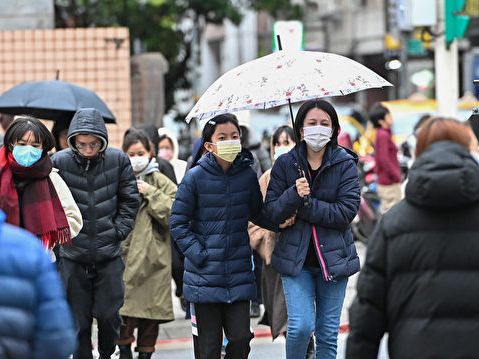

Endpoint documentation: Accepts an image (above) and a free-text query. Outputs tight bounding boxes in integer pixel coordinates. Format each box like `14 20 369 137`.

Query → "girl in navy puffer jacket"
170 114 280 359
265 100 361 359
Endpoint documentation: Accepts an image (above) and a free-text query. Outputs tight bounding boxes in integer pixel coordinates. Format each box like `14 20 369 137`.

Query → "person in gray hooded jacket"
52 108 139 359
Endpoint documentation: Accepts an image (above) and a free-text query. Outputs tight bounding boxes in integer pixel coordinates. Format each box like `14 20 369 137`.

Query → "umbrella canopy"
0 80 116 123
186 50 392 123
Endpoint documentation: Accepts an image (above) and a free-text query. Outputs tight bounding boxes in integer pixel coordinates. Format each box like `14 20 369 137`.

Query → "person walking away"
369 103 402 213
52 108 139 359
0 116 83 255
0 210 76 359
118 129 177 359
170 114 287 359
347 117 479 359
265 99 361 359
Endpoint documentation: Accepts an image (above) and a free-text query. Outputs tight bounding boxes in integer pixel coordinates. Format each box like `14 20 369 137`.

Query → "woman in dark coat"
347 117 479 359
265 99 361 359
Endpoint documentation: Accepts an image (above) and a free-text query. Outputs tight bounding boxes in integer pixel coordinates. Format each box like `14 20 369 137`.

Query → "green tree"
55 0 302 112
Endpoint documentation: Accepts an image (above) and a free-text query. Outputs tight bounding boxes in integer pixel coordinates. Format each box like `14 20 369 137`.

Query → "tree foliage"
54 0 302 111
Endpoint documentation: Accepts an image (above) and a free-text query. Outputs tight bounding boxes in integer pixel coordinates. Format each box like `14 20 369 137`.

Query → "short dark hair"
3 115 55 154
369 103 390 128
294 99 340 147
272 125 295 147
122 128 154 154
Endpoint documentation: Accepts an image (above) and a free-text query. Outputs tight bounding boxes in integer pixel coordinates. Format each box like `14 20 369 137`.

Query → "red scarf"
0 146 71 248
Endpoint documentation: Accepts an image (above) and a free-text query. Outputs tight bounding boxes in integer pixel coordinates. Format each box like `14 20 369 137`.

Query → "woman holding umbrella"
265 99 361 359
0 115 82 253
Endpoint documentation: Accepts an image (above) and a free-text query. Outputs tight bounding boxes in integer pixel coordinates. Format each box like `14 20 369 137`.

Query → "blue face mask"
12 145 43 167
273 145 294 161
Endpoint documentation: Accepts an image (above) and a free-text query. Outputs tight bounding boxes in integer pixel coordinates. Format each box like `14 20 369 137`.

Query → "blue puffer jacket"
0 211 76 359
170 150 271 303
266 142 361 279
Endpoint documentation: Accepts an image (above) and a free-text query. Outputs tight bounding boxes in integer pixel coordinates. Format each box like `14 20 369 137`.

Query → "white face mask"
303 125 333 152
273 145 294 161
129 156 149 173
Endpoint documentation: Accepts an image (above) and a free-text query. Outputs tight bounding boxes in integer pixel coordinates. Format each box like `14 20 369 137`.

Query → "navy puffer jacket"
266 142 361 279
0 211 76 359
52 108 139 263
170 150 271 303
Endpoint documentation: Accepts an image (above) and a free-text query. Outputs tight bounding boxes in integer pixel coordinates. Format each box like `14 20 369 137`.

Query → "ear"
204 142 214 153
299 127 304 140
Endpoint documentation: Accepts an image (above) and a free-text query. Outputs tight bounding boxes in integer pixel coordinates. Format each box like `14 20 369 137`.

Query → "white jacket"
50 168 83 238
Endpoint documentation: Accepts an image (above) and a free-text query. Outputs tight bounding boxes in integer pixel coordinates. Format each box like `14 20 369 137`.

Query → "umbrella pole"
287 98 310 207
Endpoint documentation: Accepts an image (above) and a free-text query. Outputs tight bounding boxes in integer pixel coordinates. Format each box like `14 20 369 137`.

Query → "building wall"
0 0 54 30
198 11 258 94
0 27 131 148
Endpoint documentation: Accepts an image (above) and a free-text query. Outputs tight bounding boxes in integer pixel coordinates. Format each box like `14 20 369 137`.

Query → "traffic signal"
445 0 470 46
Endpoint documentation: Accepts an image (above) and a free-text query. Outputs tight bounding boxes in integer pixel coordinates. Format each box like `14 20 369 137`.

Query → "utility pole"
435 0 459 117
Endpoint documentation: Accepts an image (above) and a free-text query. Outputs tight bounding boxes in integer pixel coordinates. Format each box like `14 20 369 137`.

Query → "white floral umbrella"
186 50 393 123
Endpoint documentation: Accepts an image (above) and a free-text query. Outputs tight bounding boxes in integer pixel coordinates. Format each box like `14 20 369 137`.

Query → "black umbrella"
0 80 116 123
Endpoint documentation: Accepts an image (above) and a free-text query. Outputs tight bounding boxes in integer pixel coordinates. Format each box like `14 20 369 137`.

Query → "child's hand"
137 179 151 194
279 215 296 229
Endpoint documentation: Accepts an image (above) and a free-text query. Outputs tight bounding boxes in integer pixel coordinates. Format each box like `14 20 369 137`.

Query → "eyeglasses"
76 141 102 150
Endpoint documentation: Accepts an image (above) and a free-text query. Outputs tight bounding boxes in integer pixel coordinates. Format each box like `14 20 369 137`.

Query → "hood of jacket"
406 141 479 209
67 108 108 153
158 127 180 160
198 149 254 176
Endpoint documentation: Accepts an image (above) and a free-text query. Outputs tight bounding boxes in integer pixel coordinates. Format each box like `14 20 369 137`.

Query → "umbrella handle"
295 165 310 208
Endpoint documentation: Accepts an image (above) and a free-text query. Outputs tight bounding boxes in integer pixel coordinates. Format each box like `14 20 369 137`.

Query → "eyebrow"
18 139 41 144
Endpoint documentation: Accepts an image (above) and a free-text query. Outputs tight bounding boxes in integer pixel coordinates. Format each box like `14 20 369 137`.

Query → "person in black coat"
347 117 479 359
52 108 139 359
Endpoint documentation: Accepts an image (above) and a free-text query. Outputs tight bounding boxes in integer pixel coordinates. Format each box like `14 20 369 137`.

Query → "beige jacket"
50 168 83 238
248 169 276 265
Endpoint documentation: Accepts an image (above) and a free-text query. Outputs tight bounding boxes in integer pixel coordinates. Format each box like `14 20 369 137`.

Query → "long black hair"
294 99 340 148
191 113 242 166
3 115 55 154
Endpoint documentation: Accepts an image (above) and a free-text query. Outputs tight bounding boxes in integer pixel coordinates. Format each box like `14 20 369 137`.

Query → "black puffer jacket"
52 108 139 263
346 141 479 359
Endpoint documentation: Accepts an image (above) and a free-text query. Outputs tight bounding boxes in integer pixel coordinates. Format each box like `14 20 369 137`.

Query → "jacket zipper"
312 224 332 281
